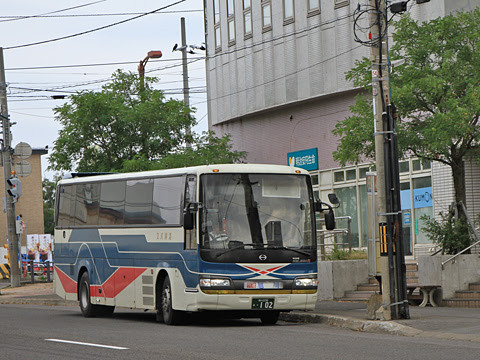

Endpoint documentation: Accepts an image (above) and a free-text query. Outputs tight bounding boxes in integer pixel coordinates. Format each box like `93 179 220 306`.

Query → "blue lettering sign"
287 148 319 171
413 187 433 208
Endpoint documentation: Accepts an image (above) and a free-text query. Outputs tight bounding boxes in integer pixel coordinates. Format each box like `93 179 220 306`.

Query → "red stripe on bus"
55 266 77 294
91 267 147 298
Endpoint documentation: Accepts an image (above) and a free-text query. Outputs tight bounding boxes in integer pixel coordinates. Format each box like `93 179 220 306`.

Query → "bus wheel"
161 276 183 325
260 311 280 325
79 271 98 317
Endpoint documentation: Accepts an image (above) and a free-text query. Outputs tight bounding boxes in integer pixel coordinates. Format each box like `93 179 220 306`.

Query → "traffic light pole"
370 1 409 320
0 47 20 287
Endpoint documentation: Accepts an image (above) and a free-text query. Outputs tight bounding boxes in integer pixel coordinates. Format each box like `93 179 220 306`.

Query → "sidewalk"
1 281 479 342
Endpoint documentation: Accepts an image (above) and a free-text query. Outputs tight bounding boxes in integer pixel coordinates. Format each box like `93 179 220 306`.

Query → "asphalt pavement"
1 280 479 342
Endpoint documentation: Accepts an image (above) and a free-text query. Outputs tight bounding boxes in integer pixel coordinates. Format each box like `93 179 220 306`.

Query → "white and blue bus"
54 164 335 325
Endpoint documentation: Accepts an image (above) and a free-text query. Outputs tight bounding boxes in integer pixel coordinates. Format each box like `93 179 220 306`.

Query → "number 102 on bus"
252 298 275 309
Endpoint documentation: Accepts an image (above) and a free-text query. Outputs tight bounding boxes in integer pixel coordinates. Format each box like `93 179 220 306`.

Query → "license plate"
252 298 275 309
244 281 283 289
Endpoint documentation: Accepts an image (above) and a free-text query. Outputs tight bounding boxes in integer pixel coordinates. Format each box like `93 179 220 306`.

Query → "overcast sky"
1 0 206 179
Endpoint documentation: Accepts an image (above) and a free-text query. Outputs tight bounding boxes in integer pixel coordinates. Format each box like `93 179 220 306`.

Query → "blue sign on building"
287 148 318 171
413 187 433 208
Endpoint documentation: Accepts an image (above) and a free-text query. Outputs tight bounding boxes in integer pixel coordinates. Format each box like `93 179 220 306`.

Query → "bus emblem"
259 254 267 261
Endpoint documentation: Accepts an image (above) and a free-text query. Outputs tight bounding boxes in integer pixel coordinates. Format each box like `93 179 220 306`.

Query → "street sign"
14 160 32 177
14 142 32 160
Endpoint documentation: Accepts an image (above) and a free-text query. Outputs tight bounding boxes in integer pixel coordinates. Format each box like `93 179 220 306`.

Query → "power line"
0 10 202 20
5 57 194 71
4 0 187 50
0 0 107 23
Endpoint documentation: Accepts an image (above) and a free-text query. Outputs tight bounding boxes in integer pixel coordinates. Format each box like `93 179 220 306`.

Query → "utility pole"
0 47 20 287
180 17 191 149
369 0 409 320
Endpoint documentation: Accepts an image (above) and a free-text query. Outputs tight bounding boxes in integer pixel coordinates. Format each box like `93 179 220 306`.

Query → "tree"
43 178 56 234
121 131 247 172
333 10 480 217
49 70 245 173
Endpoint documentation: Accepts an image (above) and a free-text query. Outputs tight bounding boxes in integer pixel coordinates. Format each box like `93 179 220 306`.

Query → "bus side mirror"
324 211 335 231
184 211 194 230
183 203 200 230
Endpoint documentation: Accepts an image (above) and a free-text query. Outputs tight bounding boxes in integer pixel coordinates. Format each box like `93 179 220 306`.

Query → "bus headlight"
200 278 231 287
294 277 318 287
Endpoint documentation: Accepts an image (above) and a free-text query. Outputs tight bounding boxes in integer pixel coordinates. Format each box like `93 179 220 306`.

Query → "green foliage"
325 244 367 261
49 70 195 173
422 213 472 255
334 10 480 207
42 178 56 234
121 132 247 172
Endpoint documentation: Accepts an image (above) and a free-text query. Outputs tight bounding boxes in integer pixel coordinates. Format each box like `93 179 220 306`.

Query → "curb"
280 312 421 337
0 297 76 307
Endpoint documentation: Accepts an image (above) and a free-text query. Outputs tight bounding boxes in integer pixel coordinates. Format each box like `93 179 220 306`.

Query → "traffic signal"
7 177 22 201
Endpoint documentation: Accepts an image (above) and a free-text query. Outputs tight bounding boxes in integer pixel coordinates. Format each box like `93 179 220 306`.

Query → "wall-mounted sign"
413 187 433 208
287 148 318 171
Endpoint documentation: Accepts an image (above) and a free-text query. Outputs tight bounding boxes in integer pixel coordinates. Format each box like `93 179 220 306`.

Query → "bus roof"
58 164 310 185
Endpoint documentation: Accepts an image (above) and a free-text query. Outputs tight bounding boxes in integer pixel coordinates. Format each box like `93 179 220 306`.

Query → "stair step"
344 291 377 299
406 263 418 271
442 299 480 308
469 283 480 291
368 277 379 285
454 290 480 299
357 284 380 292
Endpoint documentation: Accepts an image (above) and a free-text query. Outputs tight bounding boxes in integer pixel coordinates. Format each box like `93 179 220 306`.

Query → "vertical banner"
27 234 39 262
39 234 53 262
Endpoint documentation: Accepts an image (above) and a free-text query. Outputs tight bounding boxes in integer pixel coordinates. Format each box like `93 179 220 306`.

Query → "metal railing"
21 260 53 283
317 216 352 260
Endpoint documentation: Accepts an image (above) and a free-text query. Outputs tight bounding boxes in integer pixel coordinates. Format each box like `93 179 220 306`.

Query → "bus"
54 164 335 325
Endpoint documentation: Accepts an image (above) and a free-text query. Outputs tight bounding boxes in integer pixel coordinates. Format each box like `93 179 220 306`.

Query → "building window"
308 0 320 14
243 0 252 39
335 0 349 9
262 1 272 31
214 0 221 50
283 0 294 24
227 0 236 44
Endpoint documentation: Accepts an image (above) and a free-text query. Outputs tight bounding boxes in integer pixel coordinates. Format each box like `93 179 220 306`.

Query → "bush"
422 212 472 255
325 245 367 261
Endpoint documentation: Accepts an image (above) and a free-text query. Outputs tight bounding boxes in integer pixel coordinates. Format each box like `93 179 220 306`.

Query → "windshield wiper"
215 243 264 258
268 246 312 257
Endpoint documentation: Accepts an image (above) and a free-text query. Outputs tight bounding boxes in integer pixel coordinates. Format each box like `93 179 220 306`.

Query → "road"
1 304 480 360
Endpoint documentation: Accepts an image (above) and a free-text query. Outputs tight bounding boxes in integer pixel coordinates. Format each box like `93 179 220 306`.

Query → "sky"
0 0 207 179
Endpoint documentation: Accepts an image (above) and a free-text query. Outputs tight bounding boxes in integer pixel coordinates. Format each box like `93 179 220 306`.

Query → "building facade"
204 1 480 258
0 149 47 249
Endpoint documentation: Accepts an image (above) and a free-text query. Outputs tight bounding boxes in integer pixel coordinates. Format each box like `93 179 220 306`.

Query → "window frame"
261 0 272 32
243 0 252 39
283 0 295 25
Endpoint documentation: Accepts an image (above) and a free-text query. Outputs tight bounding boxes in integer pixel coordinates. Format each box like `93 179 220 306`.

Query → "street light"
172 17 206 148
138 50 162 97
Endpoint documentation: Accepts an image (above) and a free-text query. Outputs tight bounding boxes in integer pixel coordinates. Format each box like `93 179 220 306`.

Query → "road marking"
45 339 128 350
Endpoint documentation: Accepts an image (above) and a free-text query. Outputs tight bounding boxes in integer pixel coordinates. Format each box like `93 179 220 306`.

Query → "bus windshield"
199 173 315 262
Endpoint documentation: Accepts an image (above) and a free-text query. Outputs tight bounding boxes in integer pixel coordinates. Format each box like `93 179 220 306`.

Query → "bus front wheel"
260 311 280 325
161 276 184 325
79 271 114 317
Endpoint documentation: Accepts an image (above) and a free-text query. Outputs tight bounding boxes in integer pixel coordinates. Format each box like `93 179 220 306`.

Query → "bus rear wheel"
161 276 184 325
79 271 98 317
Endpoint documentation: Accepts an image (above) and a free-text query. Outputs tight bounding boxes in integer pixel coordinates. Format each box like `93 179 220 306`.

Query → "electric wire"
0 0 107 23
3 0 187 50
0 10 202 20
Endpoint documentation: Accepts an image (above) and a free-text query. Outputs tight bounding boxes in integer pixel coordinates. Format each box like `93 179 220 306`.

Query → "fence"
317 216 352 261
21 260 53 283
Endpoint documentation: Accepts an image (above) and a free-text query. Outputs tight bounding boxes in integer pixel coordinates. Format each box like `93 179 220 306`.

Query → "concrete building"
0 148 48 249
204 1 480 258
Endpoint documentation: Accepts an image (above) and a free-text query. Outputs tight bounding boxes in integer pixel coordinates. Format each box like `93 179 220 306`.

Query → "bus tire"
161 276 183 325
79 271 100 317
260 311 280 325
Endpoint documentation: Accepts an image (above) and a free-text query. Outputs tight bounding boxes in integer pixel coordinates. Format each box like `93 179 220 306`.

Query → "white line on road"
45 338 129 350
